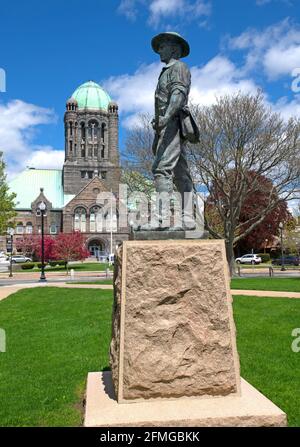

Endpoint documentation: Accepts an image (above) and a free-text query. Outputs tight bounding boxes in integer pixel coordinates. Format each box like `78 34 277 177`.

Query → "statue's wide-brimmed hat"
151 32 190 58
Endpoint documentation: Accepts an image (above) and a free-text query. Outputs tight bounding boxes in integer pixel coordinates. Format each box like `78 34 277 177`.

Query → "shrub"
57 260 67 266
21 263 35 270
49 261 58 267
37 262 48 269
258 253 270 263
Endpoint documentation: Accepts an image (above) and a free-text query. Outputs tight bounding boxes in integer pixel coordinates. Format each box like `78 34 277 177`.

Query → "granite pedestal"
84 239 287 426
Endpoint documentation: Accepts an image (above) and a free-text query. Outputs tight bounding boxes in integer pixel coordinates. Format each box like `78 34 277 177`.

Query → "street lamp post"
38 201 47 282
279 222 286 272
7 229 14 278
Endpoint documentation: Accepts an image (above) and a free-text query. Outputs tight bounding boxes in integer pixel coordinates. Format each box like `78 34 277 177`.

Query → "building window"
81 171 85 179
81 123 86 140
88 171 93 179
74 207 87 232
101 171 107 180
90 206 102 232
69 140 73 152
16 223 24 234
50 223 57 234
69 122 73 136
26 222 33 234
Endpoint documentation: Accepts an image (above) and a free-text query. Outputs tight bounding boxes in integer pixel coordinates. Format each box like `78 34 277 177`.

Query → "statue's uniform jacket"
152 59 194 194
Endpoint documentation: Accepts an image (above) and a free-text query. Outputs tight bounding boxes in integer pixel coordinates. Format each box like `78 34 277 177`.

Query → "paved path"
1 284 300 303
0 282 113 302
231 289 300 299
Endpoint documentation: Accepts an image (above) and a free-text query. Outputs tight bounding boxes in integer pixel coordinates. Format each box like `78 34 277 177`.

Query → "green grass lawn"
231 277 300 292
0 287 112 427
0 288 299 426
233 295 300 427
69 280 113 285
17 262 113 273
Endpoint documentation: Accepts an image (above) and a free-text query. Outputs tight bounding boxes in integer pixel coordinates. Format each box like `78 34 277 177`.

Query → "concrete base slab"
129 230 209 240
84 371 287 427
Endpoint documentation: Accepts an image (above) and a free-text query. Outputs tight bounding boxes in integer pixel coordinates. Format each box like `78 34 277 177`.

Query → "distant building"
1 81 129 256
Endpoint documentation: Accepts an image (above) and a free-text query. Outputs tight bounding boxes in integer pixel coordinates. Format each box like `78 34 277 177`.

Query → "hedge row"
20 260 66 270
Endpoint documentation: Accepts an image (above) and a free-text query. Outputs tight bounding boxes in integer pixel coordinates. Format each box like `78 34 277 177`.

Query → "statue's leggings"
152 116 194 196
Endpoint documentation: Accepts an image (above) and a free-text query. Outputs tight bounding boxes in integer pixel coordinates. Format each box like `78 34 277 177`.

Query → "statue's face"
158 40 180 63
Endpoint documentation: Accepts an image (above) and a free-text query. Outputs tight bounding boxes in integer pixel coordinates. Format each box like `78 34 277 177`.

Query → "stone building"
2 81 129 256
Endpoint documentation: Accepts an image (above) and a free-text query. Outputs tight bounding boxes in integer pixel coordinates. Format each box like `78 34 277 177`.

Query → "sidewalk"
1 284 300 303
0 271 110 280
231 289 300 299
0 282 113 302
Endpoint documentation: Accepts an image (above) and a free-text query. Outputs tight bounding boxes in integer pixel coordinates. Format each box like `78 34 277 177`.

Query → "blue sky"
0 0 300 178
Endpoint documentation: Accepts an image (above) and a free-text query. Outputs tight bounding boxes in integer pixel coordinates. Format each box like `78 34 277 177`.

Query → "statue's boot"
140 176 172 231
170 189 196 231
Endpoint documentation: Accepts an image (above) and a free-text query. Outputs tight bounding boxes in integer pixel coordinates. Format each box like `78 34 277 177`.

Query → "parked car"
0 257 10 272
10 255 32 264
272 255 300 266
235 254 262 265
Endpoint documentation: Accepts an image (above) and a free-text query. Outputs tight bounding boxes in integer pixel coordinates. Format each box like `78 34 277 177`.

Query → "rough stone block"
110 239 241 402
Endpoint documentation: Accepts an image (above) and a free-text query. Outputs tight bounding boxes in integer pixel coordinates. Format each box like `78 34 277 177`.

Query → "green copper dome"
71 81 111 111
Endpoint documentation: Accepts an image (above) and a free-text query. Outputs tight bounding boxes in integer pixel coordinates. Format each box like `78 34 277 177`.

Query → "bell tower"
63 81 120 195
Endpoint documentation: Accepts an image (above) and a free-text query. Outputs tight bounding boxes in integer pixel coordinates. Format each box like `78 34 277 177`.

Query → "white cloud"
148 0 211 27
272 94 300 120
103 49 300 130
25 147 65 171
103 56 259 128
0 99 62 179
103 62 161 126
117 0 144 20
227 19 300 79
118 0 211 27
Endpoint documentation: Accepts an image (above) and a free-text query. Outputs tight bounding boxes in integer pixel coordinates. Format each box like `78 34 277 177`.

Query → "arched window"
90 206 103 232
101 123 106 158
26 222 33 234
69 121 73 136
16 222 24 234
50 223 57 234
81 122 86 140
74 207 87 232
88 120 99 139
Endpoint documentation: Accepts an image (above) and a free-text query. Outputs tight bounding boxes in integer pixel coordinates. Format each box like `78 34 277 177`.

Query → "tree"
0 152 16 234
282 217 299 255
53 232 90 273
121 169 154 201
190 92 300 275
36 235 56 262
15 235 39 258
206 172 292 254
123 113 154 181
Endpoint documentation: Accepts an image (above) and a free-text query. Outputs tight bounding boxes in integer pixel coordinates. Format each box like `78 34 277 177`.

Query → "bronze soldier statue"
142 32 200 231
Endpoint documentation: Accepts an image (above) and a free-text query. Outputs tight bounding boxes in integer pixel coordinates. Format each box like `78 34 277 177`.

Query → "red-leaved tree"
36 235 57 262
15 235 39 258
53 232 90 272
206 172 292 256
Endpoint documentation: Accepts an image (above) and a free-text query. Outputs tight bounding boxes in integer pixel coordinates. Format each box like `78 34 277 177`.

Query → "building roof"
70 81 112 111
9 168 75 210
